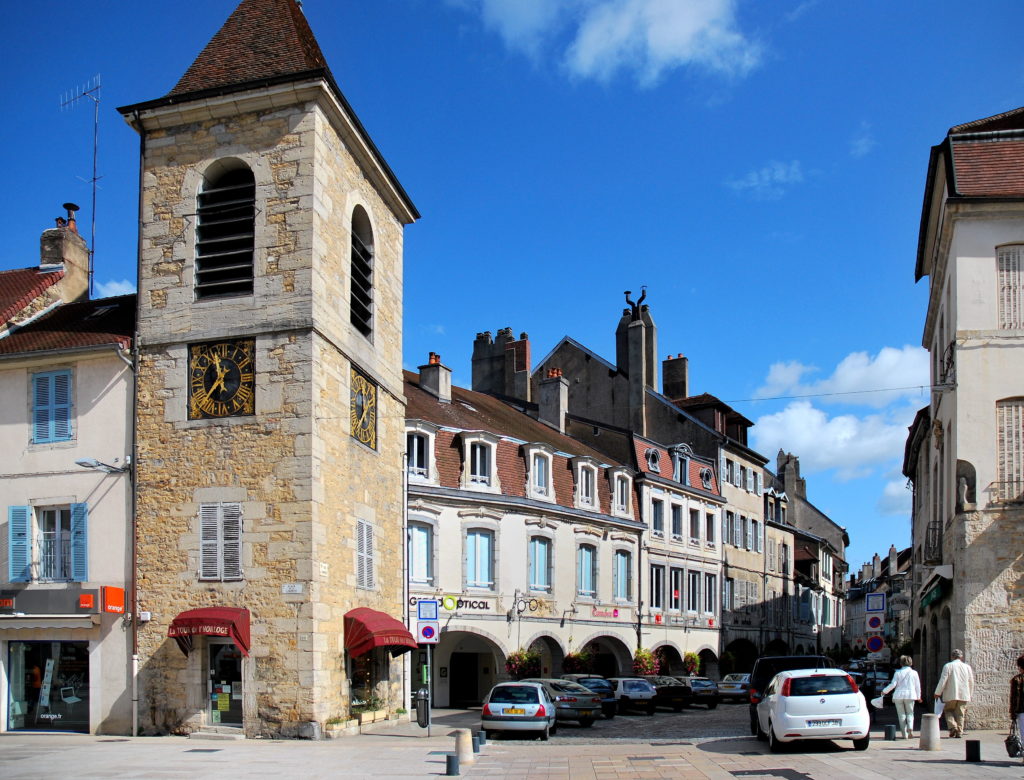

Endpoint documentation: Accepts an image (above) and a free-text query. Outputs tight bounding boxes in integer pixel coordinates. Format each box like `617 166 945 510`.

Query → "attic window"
84 305 117 320
646 449 660 471
195 163 255 299
700 468 713 490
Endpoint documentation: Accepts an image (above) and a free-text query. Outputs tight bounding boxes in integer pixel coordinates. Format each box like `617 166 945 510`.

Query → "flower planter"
324 719 358 738
356 709 387 724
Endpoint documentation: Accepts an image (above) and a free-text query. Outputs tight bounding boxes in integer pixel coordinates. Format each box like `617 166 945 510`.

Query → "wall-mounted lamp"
559 605 578 629
75 456 131 474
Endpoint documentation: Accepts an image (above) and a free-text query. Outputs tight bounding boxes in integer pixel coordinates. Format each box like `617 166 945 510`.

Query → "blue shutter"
8 506 31 582
32 374 52 443
70 503 88 582
32 371 73 443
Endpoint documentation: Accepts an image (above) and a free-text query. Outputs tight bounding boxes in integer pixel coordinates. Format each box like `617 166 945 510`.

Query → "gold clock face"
188 339 256 419
350 367 377 448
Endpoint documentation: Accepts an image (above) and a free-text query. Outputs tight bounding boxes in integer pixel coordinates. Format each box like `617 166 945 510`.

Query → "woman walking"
1009 654 1024 762
882 655 922 739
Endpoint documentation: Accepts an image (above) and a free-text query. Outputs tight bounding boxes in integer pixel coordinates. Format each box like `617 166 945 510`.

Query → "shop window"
7 640 89 732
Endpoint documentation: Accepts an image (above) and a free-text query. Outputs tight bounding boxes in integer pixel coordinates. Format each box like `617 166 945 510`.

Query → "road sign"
865 593 886 612
417 621 440 644
866 614 885 631
866 635 885 653
417 599 439 621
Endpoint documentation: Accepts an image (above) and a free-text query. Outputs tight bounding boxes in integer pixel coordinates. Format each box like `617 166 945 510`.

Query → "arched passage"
724 638 758 674
527 634 565 678
764 638 789 656
577 635 633 678
698 648 719 679
433 629 505 708
653 643 684 675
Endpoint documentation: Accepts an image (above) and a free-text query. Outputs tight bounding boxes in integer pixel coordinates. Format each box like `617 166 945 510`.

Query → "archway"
653 643 684 675
433 629 505 708
723 638 758 674
698 648 719 679
527 634 565 678
577 635 633 678
764 638 789 656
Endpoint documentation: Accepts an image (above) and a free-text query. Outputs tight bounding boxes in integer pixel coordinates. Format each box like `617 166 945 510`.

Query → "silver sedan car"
481 681 558 740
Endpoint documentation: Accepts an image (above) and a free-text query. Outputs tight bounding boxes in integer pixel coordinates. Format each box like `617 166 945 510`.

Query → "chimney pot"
419 353 451 402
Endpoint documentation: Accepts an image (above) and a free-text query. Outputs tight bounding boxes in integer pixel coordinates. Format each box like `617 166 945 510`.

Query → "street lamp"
75 456 131 474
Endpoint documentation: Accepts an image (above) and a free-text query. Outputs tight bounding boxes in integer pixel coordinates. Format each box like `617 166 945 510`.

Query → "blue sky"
4 0 1024 570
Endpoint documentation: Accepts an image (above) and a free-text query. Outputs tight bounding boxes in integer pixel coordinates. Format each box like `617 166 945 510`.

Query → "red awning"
344 607 417 657
168 607 251 657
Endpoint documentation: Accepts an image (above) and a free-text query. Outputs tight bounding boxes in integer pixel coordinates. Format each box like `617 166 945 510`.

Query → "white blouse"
882 666 922 700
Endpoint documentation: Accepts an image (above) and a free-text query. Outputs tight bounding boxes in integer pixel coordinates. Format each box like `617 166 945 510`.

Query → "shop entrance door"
208 642 243 726
448 652 479 707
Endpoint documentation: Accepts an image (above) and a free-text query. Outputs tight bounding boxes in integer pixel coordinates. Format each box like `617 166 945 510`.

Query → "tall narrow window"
8 504 88 583
650 565 665 610
195 163 255 299
671 505 683 539
469 442 491 485
407 433 428 478
613 550 632 600
704 573 716 614
350 206 374 338
651 499 664 536
466 529 494 589
199 503 242 581
997 398 1024 501
723 578 734 611
577 544 597 598
705 512 716 545
670 567 684 611
615 475 630 514
32 370 73 444
687 570 700 612
408 522 433 585
998 245 1023 329
751 519 761 552
689 508 701 541
356 519 374 589
532 453 550 496
578 466 595 507
528 537 552 592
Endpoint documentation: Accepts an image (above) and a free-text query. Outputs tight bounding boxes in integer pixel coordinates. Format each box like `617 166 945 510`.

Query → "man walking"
934 649 975 738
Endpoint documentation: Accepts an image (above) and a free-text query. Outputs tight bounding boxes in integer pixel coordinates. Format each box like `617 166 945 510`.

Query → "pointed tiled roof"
0 267 64 324
169 0 328 97
949 105 1024 135
0 295 134 356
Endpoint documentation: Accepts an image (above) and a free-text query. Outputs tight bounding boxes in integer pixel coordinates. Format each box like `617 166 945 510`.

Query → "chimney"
871 553 881 579
888 545 898 577
663 354 688 399
471 327 531 401
419 352 451 403
538 368 569 433
40 203 89 302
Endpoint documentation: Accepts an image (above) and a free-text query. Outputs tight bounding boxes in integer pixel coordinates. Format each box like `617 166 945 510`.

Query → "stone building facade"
118 0 417 737
907 105 1024 727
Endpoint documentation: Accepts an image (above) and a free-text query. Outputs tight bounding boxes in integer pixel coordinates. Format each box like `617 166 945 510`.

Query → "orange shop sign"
102 586 126 614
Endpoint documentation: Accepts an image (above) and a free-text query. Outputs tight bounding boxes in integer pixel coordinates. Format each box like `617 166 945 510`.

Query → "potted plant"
632 647 660 676
505 648 542 679
562 649 592 674
683 651 700 675
351 694 386 724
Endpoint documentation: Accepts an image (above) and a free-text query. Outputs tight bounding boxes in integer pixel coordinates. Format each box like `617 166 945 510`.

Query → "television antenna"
60 74 101 298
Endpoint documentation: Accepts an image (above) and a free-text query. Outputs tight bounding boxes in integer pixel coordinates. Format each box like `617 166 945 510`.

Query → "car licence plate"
505 707 525 715
579 710 592 717
807 719 841 727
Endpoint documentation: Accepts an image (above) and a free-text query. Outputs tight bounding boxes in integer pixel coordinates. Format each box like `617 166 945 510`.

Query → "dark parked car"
640 675 693 711
675 675 719 708
560 674 617 719
747 655 834 735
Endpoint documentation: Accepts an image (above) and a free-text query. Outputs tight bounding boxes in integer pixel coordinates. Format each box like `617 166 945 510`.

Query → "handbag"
870 696 884 709
1006 721 1022 758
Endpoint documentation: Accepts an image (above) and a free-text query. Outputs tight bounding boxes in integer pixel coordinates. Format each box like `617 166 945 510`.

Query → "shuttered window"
199 503 242 581
195 166 255 299
998 245 1023 329
7 504 86 582
8 506 31 582
357 519 374 589
997 398 1024 501
32 370 73 443
350 207 374 339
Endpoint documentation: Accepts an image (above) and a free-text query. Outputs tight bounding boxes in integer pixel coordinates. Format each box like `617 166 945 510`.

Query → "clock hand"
209 356 229 395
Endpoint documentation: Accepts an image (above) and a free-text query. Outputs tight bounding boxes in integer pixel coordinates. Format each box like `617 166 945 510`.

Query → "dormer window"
460 432 501 493
671 445 692 485
610 469 632 518
524 444 555 502
572 458 598 509
645 448 660 472
406 422 438 484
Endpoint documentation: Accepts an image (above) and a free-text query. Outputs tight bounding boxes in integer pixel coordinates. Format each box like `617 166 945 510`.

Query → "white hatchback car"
755 668 870 752
481 681 558 740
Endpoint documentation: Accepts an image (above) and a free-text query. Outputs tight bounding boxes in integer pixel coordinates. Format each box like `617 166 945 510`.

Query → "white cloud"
752 400 914 481
876 471 912 516
850 121 876 158
95 278 136 297
726 160 804 200
755 345 929 408
450 0 761 85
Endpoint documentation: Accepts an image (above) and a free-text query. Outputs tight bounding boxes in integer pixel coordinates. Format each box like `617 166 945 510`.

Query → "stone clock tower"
118 0 418 736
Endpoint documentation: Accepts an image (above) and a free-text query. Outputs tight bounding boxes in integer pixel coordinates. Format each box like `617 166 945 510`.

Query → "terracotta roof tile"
0 267 64 324
949 105 1024 135
0 295 134 356
951 140 1024 197
169 0 328 97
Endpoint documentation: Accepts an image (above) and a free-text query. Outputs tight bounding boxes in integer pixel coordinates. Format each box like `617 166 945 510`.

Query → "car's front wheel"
853 733 870 751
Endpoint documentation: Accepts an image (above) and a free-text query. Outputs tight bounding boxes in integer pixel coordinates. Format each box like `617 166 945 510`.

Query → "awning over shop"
344 607 417 657
168 607 250 657
0 614 99 630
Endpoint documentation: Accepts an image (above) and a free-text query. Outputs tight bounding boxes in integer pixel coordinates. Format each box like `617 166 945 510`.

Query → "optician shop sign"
409 595 491 612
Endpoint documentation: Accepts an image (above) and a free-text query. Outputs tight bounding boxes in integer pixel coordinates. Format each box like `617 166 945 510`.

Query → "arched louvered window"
350 206 374 338
195 162 255 299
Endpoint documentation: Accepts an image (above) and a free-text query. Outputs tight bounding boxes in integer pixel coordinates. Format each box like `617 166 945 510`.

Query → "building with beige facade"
118 0 418 737
906 105 1024 727
1 211 134 734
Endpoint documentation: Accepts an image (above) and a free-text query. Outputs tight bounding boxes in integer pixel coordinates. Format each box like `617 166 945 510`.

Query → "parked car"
754 668 870 752
521 678 602 727
606 677 657 715
560 674 617 719
747 655 834 735
718 672 751 701
675 676 719 709
480 681 558 740
640 675 692 711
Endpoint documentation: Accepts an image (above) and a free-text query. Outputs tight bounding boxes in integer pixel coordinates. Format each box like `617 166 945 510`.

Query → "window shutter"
200 504 221 579
52 372 72 440
8 506 31 582
734 514 741 546
357 520 374 589
222 503 242 580
70 502 89 582
746 469 753 492
32 374 52 442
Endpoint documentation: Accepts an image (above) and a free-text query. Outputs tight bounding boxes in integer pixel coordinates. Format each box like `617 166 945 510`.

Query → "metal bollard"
919 713 941 751
445 753 460 776
478 730 487 746
884 725 897 740
471 734 480 753
965 739 981 762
